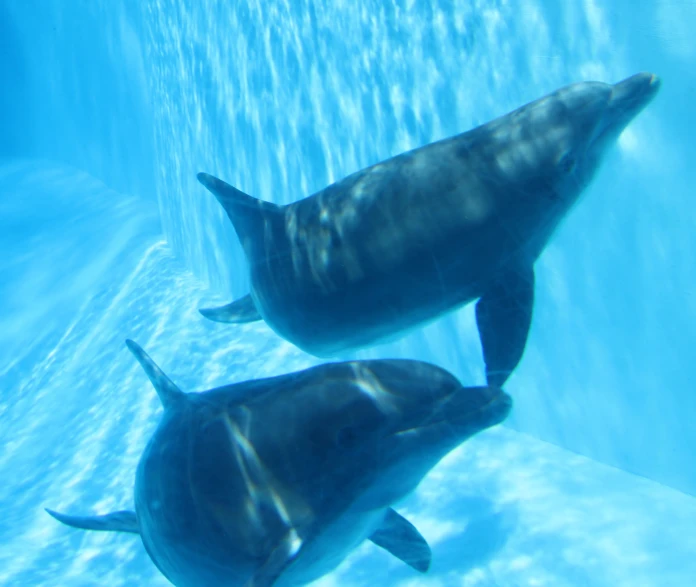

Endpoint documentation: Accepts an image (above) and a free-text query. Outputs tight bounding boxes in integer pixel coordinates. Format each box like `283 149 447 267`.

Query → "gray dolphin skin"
198 72 661 386
46 340 511 587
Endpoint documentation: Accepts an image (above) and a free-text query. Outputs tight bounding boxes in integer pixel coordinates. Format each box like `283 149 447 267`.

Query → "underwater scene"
1 1 694 586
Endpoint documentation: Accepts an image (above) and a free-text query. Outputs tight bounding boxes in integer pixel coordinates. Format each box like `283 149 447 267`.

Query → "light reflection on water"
1 1 695 585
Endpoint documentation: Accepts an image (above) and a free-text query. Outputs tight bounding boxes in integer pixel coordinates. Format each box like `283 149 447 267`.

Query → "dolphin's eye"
336 425 359 448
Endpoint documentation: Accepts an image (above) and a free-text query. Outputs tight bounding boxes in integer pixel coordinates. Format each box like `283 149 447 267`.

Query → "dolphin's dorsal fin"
369 508 431 573
199 294 262 324
125 340 185 409
45 508 140 534
197 172 283 247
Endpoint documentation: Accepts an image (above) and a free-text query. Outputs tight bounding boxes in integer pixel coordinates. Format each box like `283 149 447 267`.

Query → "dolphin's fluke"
125 340 185 409
197 172 283 247
46 508 140 534
200 294 262 324
369 508 431 573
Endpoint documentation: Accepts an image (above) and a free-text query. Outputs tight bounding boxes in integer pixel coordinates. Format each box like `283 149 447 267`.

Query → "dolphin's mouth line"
391 392 510 437
591 73 661 148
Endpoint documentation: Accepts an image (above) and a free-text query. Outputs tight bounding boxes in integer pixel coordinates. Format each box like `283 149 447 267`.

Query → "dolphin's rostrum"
47 340 511 586
199 72 660 386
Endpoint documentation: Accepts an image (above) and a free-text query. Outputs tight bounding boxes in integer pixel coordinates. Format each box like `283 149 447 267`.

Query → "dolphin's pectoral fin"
369 508 431 573
476 266 535 387
199 294 262 324
45 508 140 534
245 529 302 587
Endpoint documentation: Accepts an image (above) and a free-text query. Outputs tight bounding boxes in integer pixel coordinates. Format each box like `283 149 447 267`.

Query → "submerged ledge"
1 240 693 587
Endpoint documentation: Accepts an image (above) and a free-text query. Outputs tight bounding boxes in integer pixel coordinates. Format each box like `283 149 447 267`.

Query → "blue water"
1 1 694 585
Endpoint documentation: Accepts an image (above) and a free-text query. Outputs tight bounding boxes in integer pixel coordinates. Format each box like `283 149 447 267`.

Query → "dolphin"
46 340 511 586
197 72 660 386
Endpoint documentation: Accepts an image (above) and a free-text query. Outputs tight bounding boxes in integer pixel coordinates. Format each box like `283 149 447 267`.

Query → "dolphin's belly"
277 509 387 586
255 237 512 357
134 415 272 586
134 408 384 586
